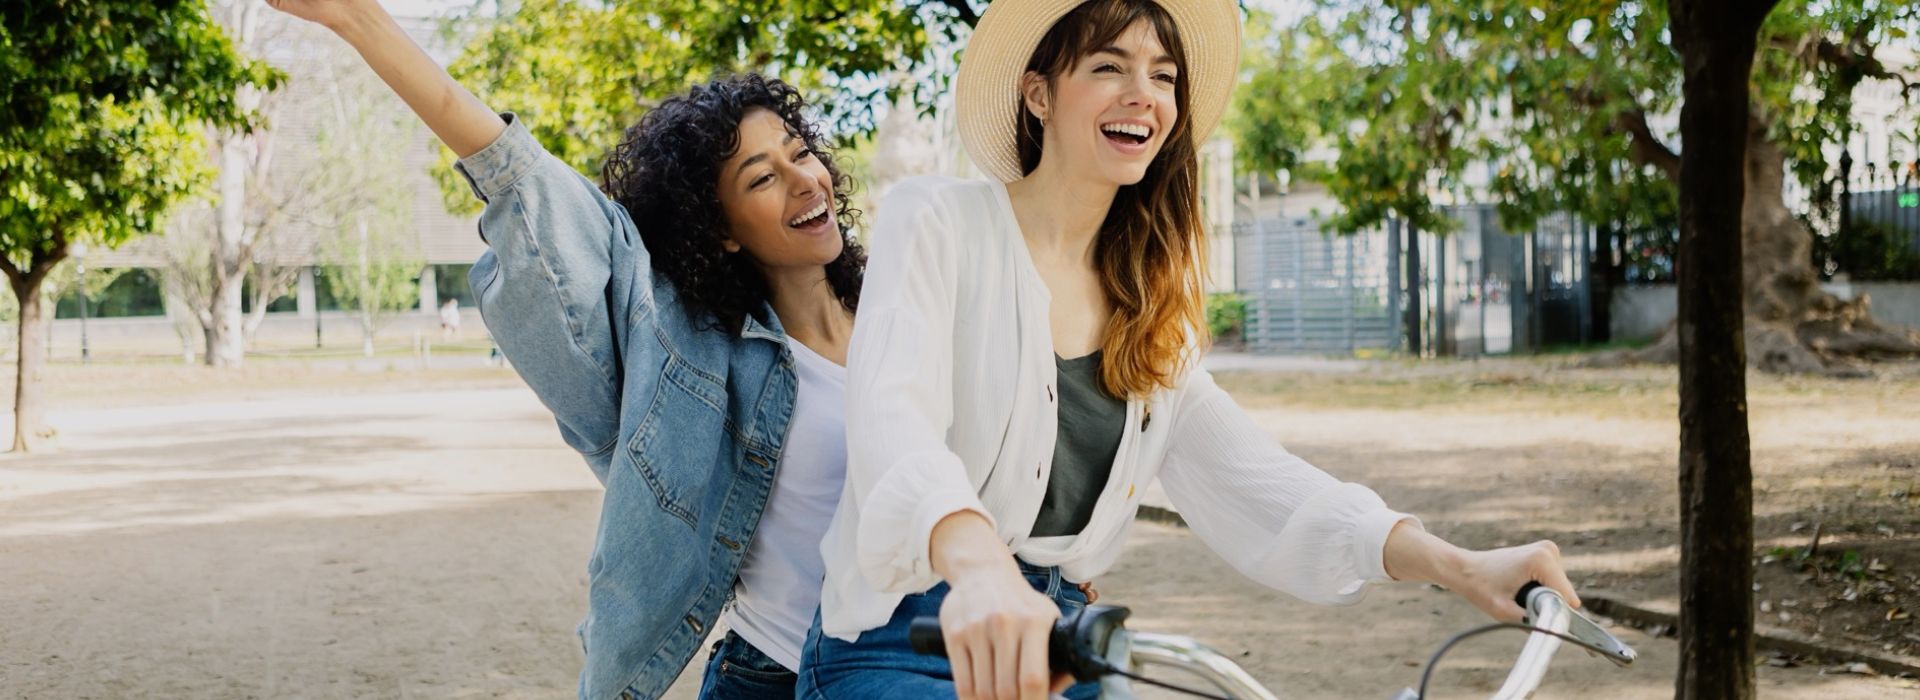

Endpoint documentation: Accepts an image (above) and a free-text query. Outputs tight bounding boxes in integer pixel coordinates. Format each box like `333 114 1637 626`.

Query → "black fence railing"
1816 149 1920 281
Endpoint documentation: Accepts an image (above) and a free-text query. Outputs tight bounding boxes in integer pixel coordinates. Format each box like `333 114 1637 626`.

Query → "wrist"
930 510 1020 588
1383 521 1468 586
330 2 397 45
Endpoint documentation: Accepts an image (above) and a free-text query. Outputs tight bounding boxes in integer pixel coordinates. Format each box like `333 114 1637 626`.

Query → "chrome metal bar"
1122 631 1282 700
1491 589 1571 700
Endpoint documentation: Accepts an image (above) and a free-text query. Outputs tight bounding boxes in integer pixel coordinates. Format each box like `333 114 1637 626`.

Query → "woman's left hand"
1445 541 1581 623
1382 522 1581 623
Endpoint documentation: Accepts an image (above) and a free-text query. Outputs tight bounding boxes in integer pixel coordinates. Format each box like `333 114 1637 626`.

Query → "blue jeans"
796 560 1100 699
697 630 797 700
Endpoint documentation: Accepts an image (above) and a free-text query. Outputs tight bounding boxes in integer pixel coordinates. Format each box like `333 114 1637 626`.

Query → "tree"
168 4 416 363
1235 0 1920 375
1670 1 1778 695
314 86 421 358
428 0 985 205
0 1 275 451
320 215 423 358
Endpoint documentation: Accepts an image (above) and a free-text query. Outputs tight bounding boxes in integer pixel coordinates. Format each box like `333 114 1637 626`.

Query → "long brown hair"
1019 0 1208 400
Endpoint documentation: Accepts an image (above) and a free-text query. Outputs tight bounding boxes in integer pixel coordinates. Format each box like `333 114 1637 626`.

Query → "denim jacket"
457 114 795 700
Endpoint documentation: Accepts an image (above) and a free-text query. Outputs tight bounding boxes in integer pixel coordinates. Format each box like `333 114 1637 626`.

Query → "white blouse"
817 175 1418 641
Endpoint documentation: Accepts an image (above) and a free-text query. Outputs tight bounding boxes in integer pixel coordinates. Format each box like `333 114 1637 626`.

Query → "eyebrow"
1093 45 1176 68
733 132 800 179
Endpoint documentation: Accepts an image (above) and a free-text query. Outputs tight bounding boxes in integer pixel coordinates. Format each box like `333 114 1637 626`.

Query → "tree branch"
1615 106 1684 182
1772 32 1918 99
1572 83 1684 182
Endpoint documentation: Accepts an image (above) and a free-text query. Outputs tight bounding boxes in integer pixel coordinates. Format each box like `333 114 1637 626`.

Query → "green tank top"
1029 350 1127 537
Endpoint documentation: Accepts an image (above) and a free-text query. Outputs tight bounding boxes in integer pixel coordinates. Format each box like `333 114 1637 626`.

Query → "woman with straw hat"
800 0 1586 698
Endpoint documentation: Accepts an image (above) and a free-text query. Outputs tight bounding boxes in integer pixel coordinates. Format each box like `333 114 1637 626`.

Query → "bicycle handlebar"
907 582 1637 700
907 605 1131 683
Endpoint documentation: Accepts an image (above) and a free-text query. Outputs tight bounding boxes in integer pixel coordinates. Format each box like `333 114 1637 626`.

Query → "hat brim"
955 0 1242 183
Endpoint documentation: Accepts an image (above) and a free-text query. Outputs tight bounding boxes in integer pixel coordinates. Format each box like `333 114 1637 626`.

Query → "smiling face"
713 107 843 271
1023 19 1180 187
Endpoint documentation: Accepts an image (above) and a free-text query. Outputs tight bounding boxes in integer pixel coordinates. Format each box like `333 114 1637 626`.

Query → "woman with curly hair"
270 2 862 699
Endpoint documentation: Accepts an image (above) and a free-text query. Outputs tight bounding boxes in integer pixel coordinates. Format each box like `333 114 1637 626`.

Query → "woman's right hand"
939 567 1071 700
930 511 1071 700
265 0 505 158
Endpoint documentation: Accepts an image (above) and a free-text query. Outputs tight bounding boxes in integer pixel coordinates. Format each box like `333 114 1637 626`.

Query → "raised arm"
271 0 649 480
268 0 504 156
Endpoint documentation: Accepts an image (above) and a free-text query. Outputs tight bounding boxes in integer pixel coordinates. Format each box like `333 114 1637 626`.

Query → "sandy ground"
3 360 1916 698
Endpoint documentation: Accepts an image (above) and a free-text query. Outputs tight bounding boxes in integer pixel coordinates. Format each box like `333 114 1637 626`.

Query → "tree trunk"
10 272 52 453
206 269 246 367
1739 134 1920 371
206 130 250 368
1669 1 1774 696
1619 132 1920 374
1591 224 1620 344
1405 221 1423 355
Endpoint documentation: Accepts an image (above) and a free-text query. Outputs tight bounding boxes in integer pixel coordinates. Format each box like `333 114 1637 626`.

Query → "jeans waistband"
1014 558 1065 597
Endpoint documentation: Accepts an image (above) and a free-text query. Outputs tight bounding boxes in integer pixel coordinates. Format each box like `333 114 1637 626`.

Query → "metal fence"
1231 217 1397 355
1233 206 1597 356
1825 150 1920 280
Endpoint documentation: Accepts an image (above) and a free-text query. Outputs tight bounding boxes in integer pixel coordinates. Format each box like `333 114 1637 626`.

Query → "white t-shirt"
720 336 848 670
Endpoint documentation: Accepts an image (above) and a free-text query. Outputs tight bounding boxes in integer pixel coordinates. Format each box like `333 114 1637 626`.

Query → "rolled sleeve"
453 113 543 203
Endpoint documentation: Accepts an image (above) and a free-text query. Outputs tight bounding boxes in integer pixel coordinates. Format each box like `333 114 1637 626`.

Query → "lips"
1100 121 1154 146
788 199 829 229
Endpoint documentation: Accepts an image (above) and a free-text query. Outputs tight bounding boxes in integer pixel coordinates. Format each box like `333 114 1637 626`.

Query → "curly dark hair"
602 74 864 335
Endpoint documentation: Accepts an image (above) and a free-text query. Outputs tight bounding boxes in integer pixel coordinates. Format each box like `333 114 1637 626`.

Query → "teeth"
1101 123 1152 139
789 202 828 227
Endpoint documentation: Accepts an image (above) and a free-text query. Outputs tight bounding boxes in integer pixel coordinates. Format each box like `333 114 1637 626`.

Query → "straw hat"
955 0 1242 183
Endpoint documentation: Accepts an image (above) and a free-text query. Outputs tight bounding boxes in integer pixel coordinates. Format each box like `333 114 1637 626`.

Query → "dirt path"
3 362 1915 698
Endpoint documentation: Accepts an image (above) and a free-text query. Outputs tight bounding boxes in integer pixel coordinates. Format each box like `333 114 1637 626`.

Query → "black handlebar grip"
1515 581 1544 612
908 616 947 657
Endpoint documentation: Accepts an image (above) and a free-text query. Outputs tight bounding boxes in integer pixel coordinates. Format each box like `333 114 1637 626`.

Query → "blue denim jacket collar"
740 310 786 344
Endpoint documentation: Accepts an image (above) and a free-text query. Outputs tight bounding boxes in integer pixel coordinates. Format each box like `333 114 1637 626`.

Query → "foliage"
316 86 422 354
1206 292 1248 341
430 0 983 212
0 0 279 268
0 0 276 448
1819 218 1920 281
1231 0 1918 237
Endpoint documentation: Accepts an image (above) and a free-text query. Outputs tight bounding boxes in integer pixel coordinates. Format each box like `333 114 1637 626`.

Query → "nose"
781 160 819 198
1121 74 1157 111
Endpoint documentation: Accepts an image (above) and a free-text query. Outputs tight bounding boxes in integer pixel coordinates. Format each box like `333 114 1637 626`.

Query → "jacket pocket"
627 354 729 528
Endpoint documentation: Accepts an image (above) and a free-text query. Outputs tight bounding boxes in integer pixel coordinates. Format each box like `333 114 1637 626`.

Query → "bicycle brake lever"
1518 583 1637 667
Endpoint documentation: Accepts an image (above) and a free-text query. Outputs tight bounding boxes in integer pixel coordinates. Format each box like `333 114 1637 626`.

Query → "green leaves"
0 0 277 269
1235 0 1918 240
429 0 976 204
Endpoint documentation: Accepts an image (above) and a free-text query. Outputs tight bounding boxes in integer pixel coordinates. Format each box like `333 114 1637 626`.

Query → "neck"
1003 154 1116 266
763 264 853 357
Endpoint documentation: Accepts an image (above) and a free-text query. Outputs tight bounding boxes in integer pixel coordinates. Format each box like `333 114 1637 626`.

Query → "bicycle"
909 583 1639 699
